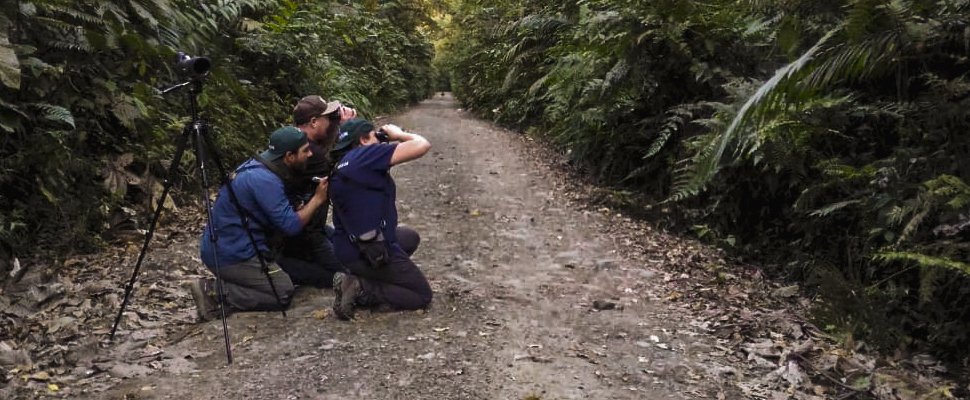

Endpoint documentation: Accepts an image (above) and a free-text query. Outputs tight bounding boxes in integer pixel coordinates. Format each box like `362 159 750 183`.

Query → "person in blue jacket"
185 126 329 322
328 118 433 319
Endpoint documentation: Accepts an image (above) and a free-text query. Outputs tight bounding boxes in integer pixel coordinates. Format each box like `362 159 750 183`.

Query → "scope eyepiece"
176 52 211 77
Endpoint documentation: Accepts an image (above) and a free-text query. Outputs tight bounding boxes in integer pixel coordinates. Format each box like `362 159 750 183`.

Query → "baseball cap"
259 126 309 161
333 118 375 151
292 95 341 126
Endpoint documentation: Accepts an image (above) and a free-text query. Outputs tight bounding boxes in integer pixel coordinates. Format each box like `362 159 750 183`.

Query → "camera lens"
176 52 211 77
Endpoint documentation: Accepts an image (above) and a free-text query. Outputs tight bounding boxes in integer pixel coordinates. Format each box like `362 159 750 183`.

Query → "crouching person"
329 118 432 319
186 126 330 322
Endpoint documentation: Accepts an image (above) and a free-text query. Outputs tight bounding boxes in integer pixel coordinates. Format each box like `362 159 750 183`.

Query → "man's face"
307 112 338 142
284 143 312 172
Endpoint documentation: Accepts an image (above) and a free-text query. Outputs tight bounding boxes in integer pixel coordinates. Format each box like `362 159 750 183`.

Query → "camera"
375 129 389 143
176 52 211 77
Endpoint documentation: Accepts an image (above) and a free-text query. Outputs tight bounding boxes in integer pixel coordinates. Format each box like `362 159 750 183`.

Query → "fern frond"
667 29 839 203
886 205 910 226
899 208 930 242
40 4 105 27
502 47 543 92
128 1 158 28
925 175 970 209
48 39 92 53
30 103 75 129
506 14 565 35
845 0 876 41
874 251 970 278
809 199 863 217
643 103 704 159
804 33 902 90
31 16 76 32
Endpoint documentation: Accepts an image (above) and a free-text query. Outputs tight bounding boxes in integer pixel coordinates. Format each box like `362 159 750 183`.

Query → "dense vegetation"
3 0 968 378
438 0 970 369
0 0 438 258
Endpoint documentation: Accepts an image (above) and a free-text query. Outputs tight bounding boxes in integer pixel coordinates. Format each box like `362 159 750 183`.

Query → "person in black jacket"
273 95 356 288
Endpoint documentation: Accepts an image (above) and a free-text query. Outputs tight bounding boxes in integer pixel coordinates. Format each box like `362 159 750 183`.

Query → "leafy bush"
0 0 437 257
438 0 970 364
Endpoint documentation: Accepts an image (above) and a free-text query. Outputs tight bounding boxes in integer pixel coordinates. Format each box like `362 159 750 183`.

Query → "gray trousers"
211 257 294 312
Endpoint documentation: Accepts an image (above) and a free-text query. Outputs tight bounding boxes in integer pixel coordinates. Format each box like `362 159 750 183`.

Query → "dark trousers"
280 226 420 288
394 226 420 256
350 227 432 311
211 257 294 312
278 225 343 287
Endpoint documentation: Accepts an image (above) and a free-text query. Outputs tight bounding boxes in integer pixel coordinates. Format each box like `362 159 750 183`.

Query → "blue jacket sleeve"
242 168 304 236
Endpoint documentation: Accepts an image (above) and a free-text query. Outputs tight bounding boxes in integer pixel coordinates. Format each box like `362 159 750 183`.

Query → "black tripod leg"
191 121 233 365
200 129 287 317
110 124 191 340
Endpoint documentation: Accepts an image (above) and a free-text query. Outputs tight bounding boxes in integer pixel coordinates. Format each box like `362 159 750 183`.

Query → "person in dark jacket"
328 118 432 320
273 96 356 287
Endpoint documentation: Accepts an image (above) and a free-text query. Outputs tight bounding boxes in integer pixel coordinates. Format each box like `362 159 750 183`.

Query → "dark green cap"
333 118 375 151
259 126 308 161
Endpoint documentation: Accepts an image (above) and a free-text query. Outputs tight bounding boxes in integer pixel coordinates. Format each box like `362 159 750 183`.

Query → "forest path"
87 94 737 399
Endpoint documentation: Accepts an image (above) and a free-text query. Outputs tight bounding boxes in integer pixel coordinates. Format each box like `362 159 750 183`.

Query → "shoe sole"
332 273 356 320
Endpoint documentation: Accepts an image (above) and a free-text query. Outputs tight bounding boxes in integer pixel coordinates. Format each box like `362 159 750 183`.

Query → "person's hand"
379 124 406 141
313 176 329 200
298 177 330 226
338 106 357 124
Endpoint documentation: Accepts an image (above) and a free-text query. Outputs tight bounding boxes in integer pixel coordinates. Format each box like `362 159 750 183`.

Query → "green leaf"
35 104 75 129
0 36 20 89
874 252 970 277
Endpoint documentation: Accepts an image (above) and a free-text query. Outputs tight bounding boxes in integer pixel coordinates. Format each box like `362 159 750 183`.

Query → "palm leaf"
667 28 839 202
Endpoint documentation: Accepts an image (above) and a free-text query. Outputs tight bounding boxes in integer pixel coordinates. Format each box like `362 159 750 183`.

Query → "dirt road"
84 94 735 399
6 93 963 400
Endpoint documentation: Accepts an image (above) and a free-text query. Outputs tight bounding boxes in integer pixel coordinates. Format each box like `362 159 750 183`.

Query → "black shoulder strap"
252 153 293 184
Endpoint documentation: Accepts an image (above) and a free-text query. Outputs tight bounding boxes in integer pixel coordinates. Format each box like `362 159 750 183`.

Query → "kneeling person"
187 127 329 322
328 118 432 319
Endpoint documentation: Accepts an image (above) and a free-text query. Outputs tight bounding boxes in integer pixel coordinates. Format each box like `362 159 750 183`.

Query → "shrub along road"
2 94 959 399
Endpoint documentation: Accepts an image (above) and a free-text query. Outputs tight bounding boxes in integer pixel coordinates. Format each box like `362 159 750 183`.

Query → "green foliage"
439 0 970 362
0 0 438 257
441 0 758 188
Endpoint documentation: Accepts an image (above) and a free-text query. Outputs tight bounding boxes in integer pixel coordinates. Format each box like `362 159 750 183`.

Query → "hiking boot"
332 272 361 320
184 278 218 322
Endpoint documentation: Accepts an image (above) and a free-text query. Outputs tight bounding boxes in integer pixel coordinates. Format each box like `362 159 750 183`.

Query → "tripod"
109 60 286 365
